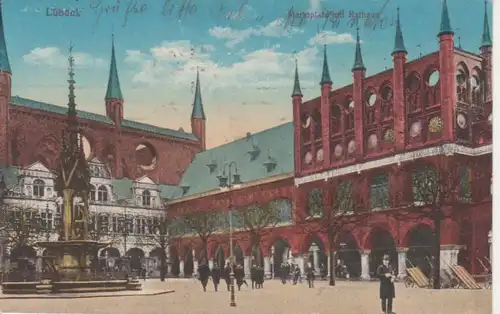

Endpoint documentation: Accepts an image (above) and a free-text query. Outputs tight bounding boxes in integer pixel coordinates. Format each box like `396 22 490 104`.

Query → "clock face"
410 121 421 137
316 148 324 161
334 144 343 157
457 114 467 129
348 140 356 154
368 134 378 148
304 152 313 164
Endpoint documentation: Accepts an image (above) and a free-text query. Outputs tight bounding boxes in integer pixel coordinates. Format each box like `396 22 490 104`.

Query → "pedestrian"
235 264 248 291
224 262 231 291
256 265 264 288
376 254 396 314
280 263 287 284
211 263 221 292
292 265 301 285
197 260 211 292
250 264 257 289
306 262 315 288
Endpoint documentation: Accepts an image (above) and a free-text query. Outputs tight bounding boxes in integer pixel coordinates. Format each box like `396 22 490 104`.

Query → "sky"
4 0 492 148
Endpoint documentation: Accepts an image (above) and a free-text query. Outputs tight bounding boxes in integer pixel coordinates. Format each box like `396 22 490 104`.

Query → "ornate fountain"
1 44 141 294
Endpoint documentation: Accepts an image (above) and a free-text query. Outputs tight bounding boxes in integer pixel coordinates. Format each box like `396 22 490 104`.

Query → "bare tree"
234 202 282 266
301 181 367 286
398 156 487 289
182 211 223 262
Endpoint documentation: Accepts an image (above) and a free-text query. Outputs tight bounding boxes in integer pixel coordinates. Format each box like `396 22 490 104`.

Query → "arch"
33 179 45 197
233 244 244 266
135 142 158 171
170 246 180 277
270 237 292 276
142 189 152 206
336 231 361 278
214 246 225 268
367 228 397 276
100 247 121 258
89 184 96 201
183 246 194 277
126 248 145 271
404 223 435 277
303 234 327 275
97 185 108 202
311 108 322 138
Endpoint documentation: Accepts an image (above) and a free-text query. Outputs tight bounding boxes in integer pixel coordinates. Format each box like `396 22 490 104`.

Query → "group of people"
196 261 265 292
278 261 316 287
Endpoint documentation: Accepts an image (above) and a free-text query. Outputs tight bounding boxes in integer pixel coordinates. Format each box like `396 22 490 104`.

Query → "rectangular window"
370 174 389 209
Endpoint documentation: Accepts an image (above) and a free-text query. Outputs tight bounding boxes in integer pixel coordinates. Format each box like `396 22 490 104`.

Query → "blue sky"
4 0 492 148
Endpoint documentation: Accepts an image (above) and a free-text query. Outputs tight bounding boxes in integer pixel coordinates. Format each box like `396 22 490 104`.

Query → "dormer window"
180 185 190 195
97 185 108 202
142 190 152 206
90 185 96 201
248 145 261 160
206 160 217 173
33 179 45 197
263 156 277 172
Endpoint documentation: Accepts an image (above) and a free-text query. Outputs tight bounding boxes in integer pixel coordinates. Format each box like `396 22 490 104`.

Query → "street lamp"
0 175 6 200
217 161 243 308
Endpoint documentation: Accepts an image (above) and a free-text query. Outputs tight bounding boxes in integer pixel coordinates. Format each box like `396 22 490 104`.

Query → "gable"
26 161 51 173
136 175 155 184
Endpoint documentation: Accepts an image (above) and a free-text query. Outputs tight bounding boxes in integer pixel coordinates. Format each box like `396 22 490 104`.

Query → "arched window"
33 179 45 197
370 173 389 210
412 166 438 204
97 185 108 202
142 190 152 206
336 181 354 212
89 185 96 201
307 188 323 217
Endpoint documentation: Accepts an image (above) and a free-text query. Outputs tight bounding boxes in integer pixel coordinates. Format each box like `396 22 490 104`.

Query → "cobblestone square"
0 279 492 314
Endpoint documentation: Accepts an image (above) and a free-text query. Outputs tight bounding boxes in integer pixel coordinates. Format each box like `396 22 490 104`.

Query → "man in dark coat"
256 265 264 288
280 263 287 284
197 260 211 292
250 265 257 289
223 263 231 291
376 254 396 314
211 263 221 291
305 262 315 288
234 264 247 291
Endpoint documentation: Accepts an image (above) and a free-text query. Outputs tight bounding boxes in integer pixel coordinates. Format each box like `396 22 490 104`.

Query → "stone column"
360 250 370 280
312 245 320 275
36 256 43 272
208 259 214 270
327 252 331 277
397 247 408 280
192 249 198 276
179 260 185 277
440 245 461 271
297 255 305 278
243 256 251 278
264 256 271 279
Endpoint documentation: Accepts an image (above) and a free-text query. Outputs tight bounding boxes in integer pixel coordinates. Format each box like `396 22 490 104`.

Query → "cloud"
209 19 303 48
23 47 106 69
308 31 358 45
126 40 319 90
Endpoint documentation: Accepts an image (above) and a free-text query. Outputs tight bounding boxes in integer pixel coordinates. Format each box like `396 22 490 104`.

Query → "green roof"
105 37 124 101
0 3 11 73
191 70 205 120
10 96 199 141
438 0 454 36
111 178 133 200
0 165 19 189
392 8 407 55
174 122 293 198
320 45 332 85
159 184 182 199
11 96 113 124
481 1 492 48
121 120 198 141
292 60 303 97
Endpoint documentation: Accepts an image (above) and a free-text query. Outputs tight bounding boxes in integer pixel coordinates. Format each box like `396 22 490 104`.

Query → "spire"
0 0 11 73
352 28 366 71
292 59 303 97
438 0 454 36
105 34 123 101
481 1 492 48
320 45 332 85
392 8 407 55
67 43 76 118
191 67 205 120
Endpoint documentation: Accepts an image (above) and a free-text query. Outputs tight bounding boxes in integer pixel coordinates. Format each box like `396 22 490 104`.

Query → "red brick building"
168 2 492 279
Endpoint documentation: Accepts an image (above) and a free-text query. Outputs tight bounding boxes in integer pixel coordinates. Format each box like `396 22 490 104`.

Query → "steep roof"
10 96 198 141
0 2 10 73
174 122 293 198
105 36 124 101
191 69 205 120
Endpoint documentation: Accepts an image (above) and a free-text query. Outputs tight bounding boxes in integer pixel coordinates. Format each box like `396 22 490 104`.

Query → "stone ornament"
457 114 467 129
429 116 444 133
334 144 343 157
410 121 421 137
304 151 313 164
367 134 378 148
348 140 356 154
384 129 394 141
316 148 324 161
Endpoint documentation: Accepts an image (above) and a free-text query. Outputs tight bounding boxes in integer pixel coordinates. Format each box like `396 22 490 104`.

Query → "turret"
105 35 124 122
292 60 303 174
438 0 455 142
191 68 206 151
320 45 332 166
352 28 366 159
391 8 407 151
0 0 11 165
105 35 124 177
480 0 492 102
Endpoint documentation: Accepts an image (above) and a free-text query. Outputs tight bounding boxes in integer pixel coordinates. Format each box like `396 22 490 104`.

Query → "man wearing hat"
376 254 396 314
